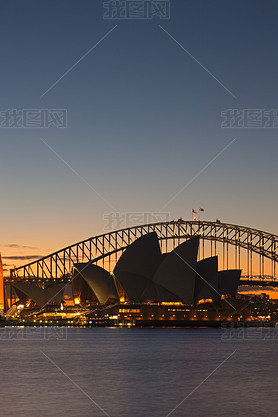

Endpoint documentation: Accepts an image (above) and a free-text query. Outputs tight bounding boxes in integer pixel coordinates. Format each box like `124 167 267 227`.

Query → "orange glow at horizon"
239 289 278 299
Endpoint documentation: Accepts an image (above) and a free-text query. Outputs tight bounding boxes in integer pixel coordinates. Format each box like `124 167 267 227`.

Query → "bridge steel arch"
8 221 278 286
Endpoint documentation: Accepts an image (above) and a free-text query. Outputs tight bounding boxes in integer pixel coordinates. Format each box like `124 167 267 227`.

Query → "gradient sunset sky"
1 0 278 278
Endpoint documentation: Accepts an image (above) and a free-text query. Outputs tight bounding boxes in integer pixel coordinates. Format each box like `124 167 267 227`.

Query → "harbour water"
0 327 277 417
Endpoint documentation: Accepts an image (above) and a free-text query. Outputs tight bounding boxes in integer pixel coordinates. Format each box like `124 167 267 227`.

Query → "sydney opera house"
8 233 250 325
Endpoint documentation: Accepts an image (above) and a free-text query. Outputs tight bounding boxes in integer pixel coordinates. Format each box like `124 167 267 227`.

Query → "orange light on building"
197 298 213 305
161 302 183 306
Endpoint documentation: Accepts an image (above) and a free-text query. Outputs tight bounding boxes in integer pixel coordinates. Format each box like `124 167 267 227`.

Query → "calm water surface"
0 327 277 417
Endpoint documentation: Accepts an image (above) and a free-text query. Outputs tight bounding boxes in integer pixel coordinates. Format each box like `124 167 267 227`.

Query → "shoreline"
1 320 276 328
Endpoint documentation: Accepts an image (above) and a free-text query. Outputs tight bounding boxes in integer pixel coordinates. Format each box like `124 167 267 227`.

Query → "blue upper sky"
1 0 278 261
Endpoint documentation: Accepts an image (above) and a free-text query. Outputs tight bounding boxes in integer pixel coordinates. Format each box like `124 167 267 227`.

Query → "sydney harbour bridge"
7 220 278 288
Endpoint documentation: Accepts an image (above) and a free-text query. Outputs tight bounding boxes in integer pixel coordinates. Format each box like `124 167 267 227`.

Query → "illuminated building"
0 253 5 314
71 233 250 323
10 233 250 323
11 282 64 308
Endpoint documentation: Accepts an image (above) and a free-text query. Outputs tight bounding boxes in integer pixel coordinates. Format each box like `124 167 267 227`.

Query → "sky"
1 0 278 275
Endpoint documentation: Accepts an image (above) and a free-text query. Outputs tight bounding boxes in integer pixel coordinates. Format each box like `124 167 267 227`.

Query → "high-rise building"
0 253 5 314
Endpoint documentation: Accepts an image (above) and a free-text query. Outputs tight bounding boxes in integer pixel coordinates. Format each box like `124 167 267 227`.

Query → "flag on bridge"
199 208 204 212
192 209 197 214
